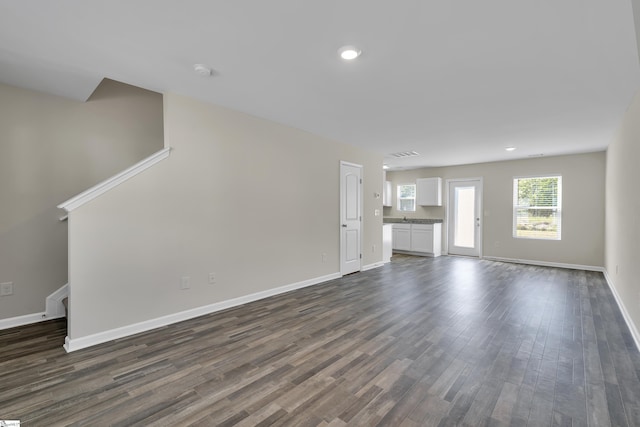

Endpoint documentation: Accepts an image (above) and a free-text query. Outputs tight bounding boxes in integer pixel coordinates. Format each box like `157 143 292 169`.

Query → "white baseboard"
0 312 48 330
0 284 69 331
392 250 440 258
602 270 640 352
64 271 341 353
482 256 604 272
362 262 385 271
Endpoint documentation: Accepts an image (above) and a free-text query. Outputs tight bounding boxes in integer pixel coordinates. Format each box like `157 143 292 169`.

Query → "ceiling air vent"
390 151 420 158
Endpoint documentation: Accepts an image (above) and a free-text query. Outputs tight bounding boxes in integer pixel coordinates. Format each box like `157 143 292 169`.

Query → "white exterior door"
448 179 482 257
340 162 362 275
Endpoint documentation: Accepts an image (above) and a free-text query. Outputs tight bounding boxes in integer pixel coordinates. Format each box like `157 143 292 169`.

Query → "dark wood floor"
2 255 640 426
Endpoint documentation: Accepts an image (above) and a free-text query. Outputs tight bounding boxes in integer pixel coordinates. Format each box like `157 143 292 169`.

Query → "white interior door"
448 179 482 257
340 162 362 275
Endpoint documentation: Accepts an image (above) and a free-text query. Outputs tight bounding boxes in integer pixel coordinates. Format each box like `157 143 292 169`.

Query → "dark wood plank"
1 255 639 426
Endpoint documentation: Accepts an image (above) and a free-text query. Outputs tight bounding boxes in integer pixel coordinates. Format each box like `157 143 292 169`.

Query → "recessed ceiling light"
338 45 361 60
505 147 516 152
193 64 213 77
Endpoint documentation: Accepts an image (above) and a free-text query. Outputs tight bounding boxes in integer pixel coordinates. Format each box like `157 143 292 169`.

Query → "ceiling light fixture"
383 164 389 170
505 147 516 151
193 64 213 77
338 45 361 60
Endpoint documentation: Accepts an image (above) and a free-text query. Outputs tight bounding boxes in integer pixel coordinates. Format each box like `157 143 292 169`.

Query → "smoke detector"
193 64 213 77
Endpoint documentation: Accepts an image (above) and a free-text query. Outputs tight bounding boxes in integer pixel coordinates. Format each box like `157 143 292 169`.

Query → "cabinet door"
392 228 397 249
416 177 442 206
432 223 442 256
411 226 433 253
393 225 411 250
383 181 393 207
383 225 393 262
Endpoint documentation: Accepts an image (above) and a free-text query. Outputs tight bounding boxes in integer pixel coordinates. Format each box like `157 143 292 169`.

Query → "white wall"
605 90 640 344
67 93 383 342
0 80 163 320
386 152 606 267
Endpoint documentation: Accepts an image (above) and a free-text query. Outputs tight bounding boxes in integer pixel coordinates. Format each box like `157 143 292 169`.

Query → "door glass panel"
454 187 475 248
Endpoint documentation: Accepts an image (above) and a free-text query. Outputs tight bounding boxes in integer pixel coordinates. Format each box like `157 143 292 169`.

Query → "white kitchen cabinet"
410 224 433 253
391 223 441 257
416 177 442 206
431 223 442 256
383 224 393 263
392 224 411 251
383 181 393 207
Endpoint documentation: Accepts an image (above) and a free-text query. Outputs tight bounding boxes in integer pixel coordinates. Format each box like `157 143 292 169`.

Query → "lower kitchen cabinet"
382 224 393 263
392 223 441 257
392 224 411 251
411 224 434 253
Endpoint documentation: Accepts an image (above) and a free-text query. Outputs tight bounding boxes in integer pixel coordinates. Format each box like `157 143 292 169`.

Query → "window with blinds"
397 184 416 212
513 176 562 240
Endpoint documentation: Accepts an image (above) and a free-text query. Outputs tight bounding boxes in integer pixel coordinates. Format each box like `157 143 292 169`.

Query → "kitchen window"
513 175 562 240
397 184 416 212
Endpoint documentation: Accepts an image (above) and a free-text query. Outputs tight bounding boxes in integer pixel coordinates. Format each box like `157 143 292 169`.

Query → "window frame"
512 175 562 240
397 183 417 212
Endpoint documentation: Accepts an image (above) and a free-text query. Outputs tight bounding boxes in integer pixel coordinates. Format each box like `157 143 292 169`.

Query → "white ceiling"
1 1 639 169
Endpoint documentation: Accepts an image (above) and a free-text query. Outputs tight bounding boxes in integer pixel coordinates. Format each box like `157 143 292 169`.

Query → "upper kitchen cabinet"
382 170 392 207
416 177 442 206
383 181 393 207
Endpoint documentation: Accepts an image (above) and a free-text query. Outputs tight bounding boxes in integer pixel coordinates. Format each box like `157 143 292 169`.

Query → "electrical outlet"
180 276 190 290
372 244 376 253
322 253 327 262
616 265 619 275
0 282 14 296
208 273 216 284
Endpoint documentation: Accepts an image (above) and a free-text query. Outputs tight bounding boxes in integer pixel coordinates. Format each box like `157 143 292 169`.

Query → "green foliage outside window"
513 176 562 239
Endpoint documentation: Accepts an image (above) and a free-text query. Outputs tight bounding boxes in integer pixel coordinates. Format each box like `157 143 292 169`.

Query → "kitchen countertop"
383 218 443 224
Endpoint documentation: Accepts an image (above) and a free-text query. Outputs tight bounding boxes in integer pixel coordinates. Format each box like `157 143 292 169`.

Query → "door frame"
339 161 363 276
444 177 483 257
